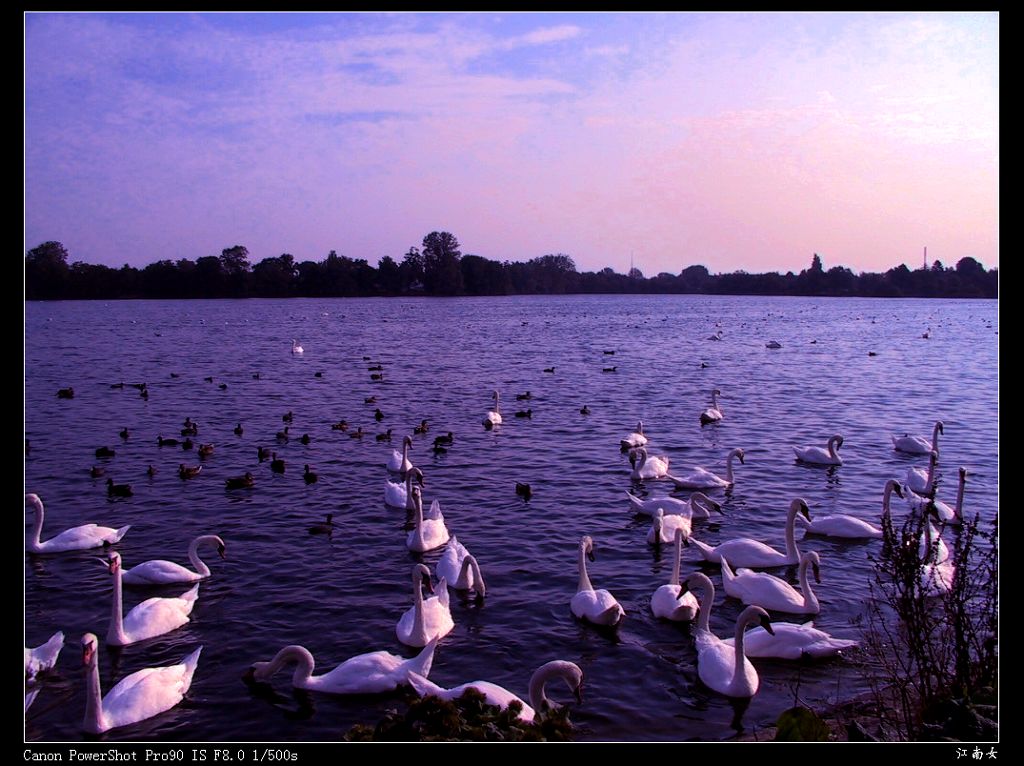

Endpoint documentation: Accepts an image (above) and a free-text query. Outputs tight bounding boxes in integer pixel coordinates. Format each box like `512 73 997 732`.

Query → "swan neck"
282 646 315 687
670 529 683 586
785 505 801 560
882 482 894 516
83 653 106 732
412 575 426 641
798 558 819 611
29 497 44 548
925 454 936 490
528 663 572 716
725 452 735 482
696 577 714 632
577 544 593 593
732 617 750 688
829 437 839 459
109 566 127 644
932 422 942 451
955 472 966 519
188 536 214 577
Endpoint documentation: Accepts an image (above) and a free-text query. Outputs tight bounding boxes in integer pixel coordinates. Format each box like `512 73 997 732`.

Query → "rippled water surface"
24 295 998 742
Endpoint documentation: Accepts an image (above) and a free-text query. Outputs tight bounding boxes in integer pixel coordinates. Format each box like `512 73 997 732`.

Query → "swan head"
672 525 689 547
712 388 721 396
739 605 775 635
683 571 714 598
886 480 904 499
831 435 844 450
26 493 42 511
412 563 433 593
691 492 722 515
802 551 822 584
651 509 664 540
81 633 99 667
959 466 968 480
791 498 812 522
580 535 595 561
732 448 746 464
937 421 945 434
103 551 123 575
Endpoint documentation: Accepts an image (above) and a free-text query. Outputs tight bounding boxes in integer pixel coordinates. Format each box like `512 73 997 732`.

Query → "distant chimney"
923 246 927 269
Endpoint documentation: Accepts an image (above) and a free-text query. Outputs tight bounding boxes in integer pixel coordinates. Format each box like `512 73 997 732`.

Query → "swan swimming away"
103 552 199 646
25 631 64 681
905 450 939 497
292 339 303 355
650 527 699 622
892 420 944 456
571 535 624 626
81 632 201 734
388 435 415 475
721 621 857 659
690 498 810 568
793 435 844 466
686 573 773 698
667 448 744 490
630 447 670 481
406 486 450 553
625 490 721 519
796 480 902 539
699 389 723 425
436 536 485 598
406 660 583 723
385 467 423 510
620 421 648 450
396 564 454 647
26 493 131 553
483 390 503 428
121 535 226 585
247 637 438 695
721 551 821 614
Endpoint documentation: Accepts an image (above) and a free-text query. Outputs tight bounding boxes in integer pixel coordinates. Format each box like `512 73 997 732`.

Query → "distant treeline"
25 232 997 300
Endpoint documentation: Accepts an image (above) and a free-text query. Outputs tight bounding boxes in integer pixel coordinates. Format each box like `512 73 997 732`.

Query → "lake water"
24 294 998 742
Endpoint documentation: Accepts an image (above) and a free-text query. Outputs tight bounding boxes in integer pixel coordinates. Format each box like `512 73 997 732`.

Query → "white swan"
104 552 199 647
396 564 454 647
406 486 450 553
81 632 201 734
905 450 939 497
122 535 226 585
620 421 648 450
892 420 944 456
292 339 303 355
630 447 670 480
690 498 810 568
387 435 415 474
667 448 745 490
921 560 955 596
436 536 485 598
796 480 903 539
699 389 723 425
651 527 699 622
721 552 821 614
932 467 968 525
722 622 857 659
647 508 693 545
483 390 503 428
406 660 583 723
26 631 64 681
686 573 773 698
385 467 423 510
26 493 131 553
793 434 844 466
247 638 438 695
625 490 721 519
570 535 625 626
918 513 950 564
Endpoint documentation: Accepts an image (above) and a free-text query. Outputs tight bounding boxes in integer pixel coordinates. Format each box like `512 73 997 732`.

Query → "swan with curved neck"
388 436 415 474
483 390 503 428
686 573 774 698
668 448 744 490
932 467 968 525
651 527 699 621
721 621 857 659
26 493 130 553
406 486 450 553
793 435 844 466
436 536 486 598
122 535 226 585
630 447 670 481
620 421 648 450
406 660 583 723
893 420 944 456
689 498 810 568
570 535 624 626
396 564 454 647
81 632 201 734
721 551 821 614
906 450 939 497
798 480 903 539
385 467 424 510
699 389 723 425
104 552 199 646
626 490 721 519
247 637 438 695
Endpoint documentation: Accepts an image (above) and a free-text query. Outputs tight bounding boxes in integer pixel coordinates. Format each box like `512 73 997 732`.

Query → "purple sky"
25 12 998 275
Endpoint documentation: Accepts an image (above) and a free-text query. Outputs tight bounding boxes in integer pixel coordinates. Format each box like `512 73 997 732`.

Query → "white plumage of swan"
247 637 438 695
630 447 670 480
385 467 423 510
651 527 699 622
81 632 201 734
483 390 503 428
26 493 131 554
620 421 648 450
405 660 583 723
388 435 415 474
721 551 821 614
667 448 744 490
699 389 723 425
104 552 199 647
571 535 624 626
647 508 693 545
793 435 844 466
892 420 944 456
396 564 454 647
291 339 303 355
690 498 810 568
932 467 968 526
436 536 485 598
122 535 226 585
796 480 903 539
686 573 773 699
406 486 450 553
625 490 721 519
721 622 857 660
26 631 64 681
905 450 939 498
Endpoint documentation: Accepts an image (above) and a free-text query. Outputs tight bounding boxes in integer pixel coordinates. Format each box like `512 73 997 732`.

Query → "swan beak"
218 544 227 560
82 643 95 666
421 572 434 594
587 548 596 563
812 562 821 584
760 616 775 635
574 683 584 704
894 484 905 499
800 502 812 522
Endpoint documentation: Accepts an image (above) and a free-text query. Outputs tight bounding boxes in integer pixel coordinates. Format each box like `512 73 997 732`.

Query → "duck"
388 435 415 475
905 450 939 497
270 453 285 474
647 508 695 546
331 420 349 431
177 464 202 479
122 535 226 585
436 536 486 599
721 551 821 614
699 389 723 425
282 411 294 423
515 482 532 500
685 573 773 698
721 621 857 660
300 433 311 445
275 426 290 442
620 421 648 450
892 420 944 456
233 423 244 436
348 427 365 439
406 660 583 723
406 486 450 553
413 420 429 434
106 478 133 497
580 405 591 415
25 631 64 681
225 472 255 490
303 464 319 484
570 535 625 626
81 633 201 734
119 427 129 441
515 409 532 418
103 551 200 646
797 480 902 539
396 564 454 647
625 490 721 520
146 464 157 477
157 435 179 447
543 367 555 373
650 528 699 622
376 429 394 442
603 366 617 373
246 638 438 695
630 447 670 481
181 437 194 451
90 466 106 479
434 432 454 446
516 392 532 401
292 339 303 355
374 408 385 422
793 435 844 466
483 390 503 429
668 448 745 490
257 446 272 462
766 340 782 349
57 387 74 399
689 498 810 568
197 443 214 457
95 446 116 458
364 396 376 404
308 513 334 535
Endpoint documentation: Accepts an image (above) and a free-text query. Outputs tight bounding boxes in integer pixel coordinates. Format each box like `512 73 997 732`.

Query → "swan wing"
101 647 201 730
26 631 64 679
121 586 199 642
36 523 130 552
122 560 201 585
384 480 408 508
